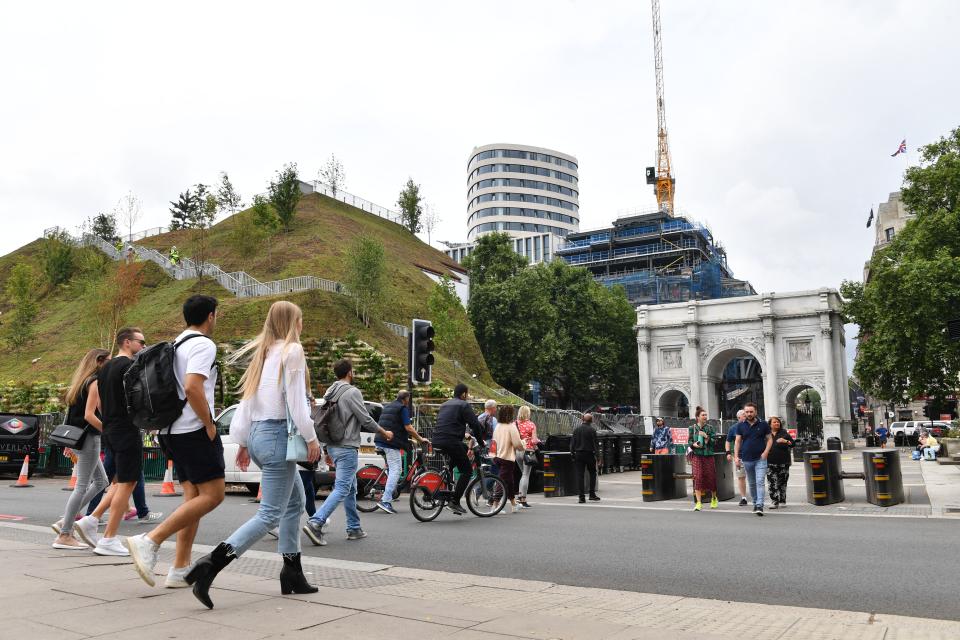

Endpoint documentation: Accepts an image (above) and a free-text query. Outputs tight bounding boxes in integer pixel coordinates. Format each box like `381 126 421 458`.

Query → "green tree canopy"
461 232 527 288
397 178 423 234
842 126 960 403
269 163 302 231
345 236 386 327
427 275 469 362
4 263 39 350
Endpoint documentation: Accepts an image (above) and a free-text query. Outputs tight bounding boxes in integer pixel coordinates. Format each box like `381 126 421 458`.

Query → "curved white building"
465 143 580 263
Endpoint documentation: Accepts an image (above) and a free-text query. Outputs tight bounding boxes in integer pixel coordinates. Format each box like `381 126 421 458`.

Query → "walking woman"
52 349 111 549
688 406 718 511
515 405 540 508
187 301 321 609
492 405 524 514
766 416 794 509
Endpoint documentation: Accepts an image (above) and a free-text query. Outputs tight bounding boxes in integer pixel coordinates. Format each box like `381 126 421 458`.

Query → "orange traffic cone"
62 462 78 491
10 456 33 488
153 460 182 497
249 484 262 503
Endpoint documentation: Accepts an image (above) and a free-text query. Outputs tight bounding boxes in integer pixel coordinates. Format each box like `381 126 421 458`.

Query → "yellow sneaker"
710 496 719 509
694 501 702 511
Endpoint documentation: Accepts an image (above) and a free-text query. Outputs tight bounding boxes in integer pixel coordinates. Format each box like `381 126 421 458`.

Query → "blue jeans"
382 447 403 506
743 458 768 508
309 446 360 532
86 447 149 517
225 420 305 555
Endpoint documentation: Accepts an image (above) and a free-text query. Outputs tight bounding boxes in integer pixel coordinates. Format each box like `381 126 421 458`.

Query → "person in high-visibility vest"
169 246 180 266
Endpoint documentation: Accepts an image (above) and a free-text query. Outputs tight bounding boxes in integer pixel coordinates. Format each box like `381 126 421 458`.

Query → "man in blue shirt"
725 409 748 506
734 402 773 516
374 390 429 514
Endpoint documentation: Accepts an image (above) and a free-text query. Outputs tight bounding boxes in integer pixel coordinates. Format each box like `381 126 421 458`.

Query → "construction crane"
646 0 676 216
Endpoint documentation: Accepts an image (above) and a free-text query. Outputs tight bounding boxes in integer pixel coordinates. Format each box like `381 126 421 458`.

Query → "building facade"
446 143 580 266
556 210 754 307
636 289 853 445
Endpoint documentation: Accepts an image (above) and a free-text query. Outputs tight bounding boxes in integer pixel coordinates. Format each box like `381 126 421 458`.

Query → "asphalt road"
2 480 957 620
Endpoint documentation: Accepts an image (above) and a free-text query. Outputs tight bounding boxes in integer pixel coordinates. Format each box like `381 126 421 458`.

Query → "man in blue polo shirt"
733 402 773 516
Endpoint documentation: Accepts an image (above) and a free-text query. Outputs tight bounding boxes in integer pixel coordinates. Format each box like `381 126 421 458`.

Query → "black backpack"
123 334 213 432
312 384 350 444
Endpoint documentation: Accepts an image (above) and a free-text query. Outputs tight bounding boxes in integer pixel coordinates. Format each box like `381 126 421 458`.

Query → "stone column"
686 337 701 411
638 338 652 416
820 322 841 444
763 329 778 420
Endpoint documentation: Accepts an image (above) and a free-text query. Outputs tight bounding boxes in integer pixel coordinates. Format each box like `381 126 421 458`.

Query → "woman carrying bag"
51 348 112 549
688 406 718 511
765 416 793 509
515 405 541 508
188 301 321 609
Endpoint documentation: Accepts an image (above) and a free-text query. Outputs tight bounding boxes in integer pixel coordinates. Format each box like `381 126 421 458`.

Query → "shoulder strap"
173 333 217 370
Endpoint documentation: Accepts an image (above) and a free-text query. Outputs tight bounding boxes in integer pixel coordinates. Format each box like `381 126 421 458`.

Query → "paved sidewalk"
558 445 960 519
3 535 959 639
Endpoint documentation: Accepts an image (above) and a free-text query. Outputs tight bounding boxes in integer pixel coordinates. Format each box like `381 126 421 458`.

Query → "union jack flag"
891 139 907 157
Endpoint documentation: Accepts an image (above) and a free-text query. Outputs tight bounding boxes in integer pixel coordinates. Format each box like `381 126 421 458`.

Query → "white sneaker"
123 534 159 586
51 520 63 535
164 566 190 588
512 504 521 514
94 537 129 556
74 516 100 548
137 511 164 524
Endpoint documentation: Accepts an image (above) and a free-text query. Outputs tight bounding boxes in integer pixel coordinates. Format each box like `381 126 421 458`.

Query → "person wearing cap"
651 418 673 454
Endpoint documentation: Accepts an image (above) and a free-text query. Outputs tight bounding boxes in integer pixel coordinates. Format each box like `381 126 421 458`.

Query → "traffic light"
410 319 435 385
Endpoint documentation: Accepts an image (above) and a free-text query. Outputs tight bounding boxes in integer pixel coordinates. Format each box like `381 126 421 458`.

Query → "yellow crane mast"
647 0 676 216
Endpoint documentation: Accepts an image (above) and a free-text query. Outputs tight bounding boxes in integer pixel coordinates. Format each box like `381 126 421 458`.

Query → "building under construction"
556 209 754 306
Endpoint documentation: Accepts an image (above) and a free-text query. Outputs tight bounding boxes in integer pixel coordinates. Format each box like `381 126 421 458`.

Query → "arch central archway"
704 347 764 420
784 384 823 438
656 389 690 418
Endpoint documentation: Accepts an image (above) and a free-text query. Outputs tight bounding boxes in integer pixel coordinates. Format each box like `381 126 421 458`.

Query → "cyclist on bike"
431 384 484 515
374 390 430 514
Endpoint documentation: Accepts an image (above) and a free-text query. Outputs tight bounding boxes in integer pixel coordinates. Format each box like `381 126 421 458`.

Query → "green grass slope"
0 194 503 401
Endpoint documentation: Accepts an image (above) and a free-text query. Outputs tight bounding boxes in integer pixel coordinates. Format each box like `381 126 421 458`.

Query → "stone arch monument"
636 289 852 444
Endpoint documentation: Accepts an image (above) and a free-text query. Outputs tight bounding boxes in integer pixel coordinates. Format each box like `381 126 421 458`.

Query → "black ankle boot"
280 553 318 595
185 542 236 609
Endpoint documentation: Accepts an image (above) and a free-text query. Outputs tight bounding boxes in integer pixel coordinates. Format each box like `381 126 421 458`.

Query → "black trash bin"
827 437 842 451
631 434 652 469
614 434 633 471
793 437 808 463
804 450 845 505
865 434 878 447
894 432 907 447
595 430 616 474
712 452 734 501
545 434 572 452
863 449 904 506
640 454 687 501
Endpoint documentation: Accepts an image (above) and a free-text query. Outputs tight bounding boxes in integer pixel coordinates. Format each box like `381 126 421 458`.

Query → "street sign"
671 428 688 444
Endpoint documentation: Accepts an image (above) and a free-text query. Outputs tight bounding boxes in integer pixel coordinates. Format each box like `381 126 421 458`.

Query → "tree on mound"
345 237 385 328
397 178 423 234
269 163 302 231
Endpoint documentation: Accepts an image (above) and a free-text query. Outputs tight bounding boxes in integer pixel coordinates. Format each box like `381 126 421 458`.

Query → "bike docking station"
639 453 735 502
803 448 904 507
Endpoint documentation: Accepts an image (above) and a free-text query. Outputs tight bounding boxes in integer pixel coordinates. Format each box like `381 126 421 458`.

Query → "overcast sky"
2 1 957 367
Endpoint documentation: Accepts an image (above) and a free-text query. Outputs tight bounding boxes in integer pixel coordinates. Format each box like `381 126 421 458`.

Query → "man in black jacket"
431 384 483 515
570 414 601 504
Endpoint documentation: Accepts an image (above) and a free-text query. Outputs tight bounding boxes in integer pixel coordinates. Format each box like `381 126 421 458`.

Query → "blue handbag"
282 365 309 463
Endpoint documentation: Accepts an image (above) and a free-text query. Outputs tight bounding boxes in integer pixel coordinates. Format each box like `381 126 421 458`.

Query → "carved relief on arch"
698 335 766 363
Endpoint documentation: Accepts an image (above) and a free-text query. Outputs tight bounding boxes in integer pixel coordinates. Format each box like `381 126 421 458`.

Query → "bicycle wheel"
465 474 507 517
356 465 385 513
409 471 445 522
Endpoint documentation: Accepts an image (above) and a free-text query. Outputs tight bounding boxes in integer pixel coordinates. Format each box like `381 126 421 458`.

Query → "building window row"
515 234 551 263
469 192 578 212
470 221 571 237
468 178 578 199
468 207 579 227
470 164 578 185
469 149 577 171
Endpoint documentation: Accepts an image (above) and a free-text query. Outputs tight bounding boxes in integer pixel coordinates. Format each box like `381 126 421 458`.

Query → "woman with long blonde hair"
52 348 111 549
187 301 321 608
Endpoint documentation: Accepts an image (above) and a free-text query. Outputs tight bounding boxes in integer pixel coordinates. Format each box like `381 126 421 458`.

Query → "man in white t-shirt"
124 295 226 589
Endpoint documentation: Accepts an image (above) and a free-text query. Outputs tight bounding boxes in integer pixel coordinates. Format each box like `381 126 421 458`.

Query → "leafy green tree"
216 171 243 217
345 237 386 327
251 194 280 269
461 232 527 288
90 212 119 243
228 211 264 257
397 178 423 234
4 264 39 350
41 230 77 286
268 163 302 231
842 127 960 405
188 188 219 280
427 275 467 361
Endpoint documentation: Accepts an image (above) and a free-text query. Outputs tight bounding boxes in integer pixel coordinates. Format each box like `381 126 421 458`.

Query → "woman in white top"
188 301 321 609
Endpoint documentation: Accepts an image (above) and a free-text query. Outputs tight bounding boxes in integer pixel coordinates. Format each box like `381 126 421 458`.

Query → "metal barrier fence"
311 182 404 226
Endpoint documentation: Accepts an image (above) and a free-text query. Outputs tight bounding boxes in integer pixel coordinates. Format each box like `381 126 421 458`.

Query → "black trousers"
574 451 598 498
435 441 472 504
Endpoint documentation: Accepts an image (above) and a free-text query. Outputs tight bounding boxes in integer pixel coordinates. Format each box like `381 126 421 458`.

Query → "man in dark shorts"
125 296 225 588
92 327 147 556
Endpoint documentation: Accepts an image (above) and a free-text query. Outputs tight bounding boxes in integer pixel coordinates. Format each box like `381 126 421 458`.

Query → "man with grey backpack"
302 359 393 546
